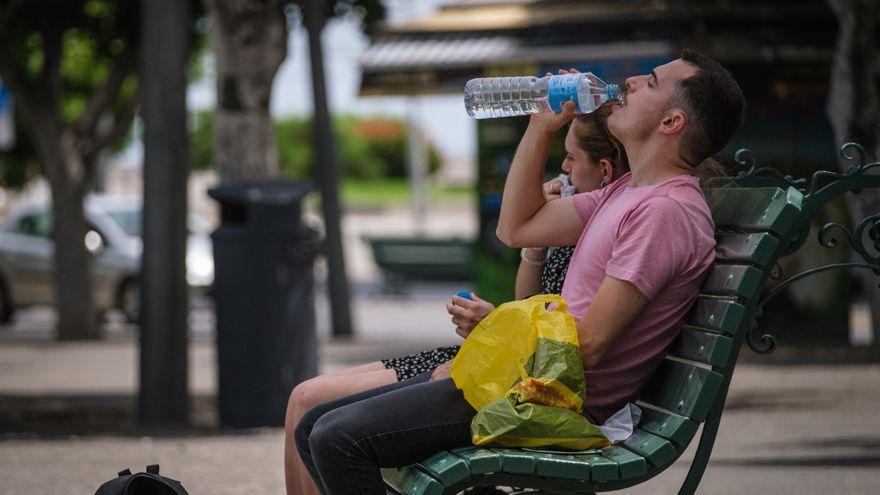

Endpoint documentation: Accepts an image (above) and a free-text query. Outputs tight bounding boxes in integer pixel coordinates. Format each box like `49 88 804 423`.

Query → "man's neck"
624 139 694 187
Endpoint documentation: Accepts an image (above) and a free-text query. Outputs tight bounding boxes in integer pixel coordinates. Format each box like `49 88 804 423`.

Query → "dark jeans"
295 372 476 494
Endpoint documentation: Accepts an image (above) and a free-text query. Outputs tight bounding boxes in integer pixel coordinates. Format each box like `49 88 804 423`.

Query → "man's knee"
307 409 359 462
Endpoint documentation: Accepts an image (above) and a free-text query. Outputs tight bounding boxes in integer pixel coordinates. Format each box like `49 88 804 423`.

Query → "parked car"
0 195 214 323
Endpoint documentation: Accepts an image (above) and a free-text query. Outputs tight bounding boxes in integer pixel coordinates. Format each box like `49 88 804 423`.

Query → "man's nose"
624 76 639 92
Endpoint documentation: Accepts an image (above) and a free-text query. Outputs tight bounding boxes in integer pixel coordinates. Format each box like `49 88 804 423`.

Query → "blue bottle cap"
456 290 473 300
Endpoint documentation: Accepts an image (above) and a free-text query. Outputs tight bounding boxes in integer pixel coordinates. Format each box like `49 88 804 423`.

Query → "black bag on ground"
95 464 188 495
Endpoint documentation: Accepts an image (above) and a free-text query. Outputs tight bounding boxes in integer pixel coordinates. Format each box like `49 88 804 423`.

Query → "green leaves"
190 110 442 180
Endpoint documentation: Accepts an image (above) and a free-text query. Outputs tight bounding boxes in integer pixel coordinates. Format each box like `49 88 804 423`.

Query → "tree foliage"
0 0 206 189
0 0 143 165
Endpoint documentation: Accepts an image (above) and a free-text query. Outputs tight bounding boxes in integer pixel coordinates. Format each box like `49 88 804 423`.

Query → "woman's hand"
527 68 580 137
543 177 564 201
429 360 452 382
446 292 495 339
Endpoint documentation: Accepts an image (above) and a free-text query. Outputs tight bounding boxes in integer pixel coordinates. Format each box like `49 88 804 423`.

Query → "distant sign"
0 80 14 151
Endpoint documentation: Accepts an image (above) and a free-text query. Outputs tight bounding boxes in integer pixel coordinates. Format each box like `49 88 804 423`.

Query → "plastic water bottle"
464 72 622 119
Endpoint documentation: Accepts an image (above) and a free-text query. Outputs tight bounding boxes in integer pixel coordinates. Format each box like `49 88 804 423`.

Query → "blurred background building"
0 0 873 354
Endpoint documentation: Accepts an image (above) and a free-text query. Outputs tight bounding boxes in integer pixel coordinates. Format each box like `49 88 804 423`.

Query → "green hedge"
189 110 442 181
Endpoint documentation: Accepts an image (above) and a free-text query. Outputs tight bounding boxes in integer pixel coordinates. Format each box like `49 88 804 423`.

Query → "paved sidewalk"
1 205 879 494
2 294 879 494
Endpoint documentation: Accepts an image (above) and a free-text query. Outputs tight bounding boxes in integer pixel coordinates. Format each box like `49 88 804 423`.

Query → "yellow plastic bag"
450 294 610 451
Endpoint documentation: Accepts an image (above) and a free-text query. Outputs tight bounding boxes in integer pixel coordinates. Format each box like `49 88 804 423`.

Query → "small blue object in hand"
456 290 473 300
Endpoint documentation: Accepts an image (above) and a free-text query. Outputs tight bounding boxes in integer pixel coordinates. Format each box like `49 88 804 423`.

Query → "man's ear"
660 109 687 136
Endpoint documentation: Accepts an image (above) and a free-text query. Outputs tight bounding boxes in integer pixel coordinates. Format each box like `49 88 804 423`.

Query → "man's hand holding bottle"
527 69 581 138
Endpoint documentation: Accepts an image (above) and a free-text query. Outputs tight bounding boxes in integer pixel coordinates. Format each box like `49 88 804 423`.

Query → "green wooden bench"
364 236 473 292
382 143 880 495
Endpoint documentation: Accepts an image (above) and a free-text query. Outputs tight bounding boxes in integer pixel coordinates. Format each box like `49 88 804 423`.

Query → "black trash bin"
208 180 320 428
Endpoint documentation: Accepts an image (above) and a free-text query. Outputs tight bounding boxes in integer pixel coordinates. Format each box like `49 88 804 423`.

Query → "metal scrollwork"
746 325 777 354
769 263 783 280
735 148 756 169
803 142 880 204
712 148 807 189
734 142 880 354
818 214 880 273
779 222 811 257
841 141 869 164
745 309 776 354
759 213 880 311
806 143 866 197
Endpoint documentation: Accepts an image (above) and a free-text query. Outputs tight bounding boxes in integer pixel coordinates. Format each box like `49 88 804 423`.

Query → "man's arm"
576 275 650 369
496 100 584 249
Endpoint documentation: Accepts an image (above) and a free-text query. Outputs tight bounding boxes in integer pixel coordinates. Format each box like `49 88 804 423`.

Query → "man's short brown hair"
669 49 745 166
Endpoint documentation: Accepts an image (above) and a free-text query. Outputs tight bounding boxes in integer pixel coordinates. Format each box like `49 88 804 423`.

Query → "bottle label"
548 74 580 112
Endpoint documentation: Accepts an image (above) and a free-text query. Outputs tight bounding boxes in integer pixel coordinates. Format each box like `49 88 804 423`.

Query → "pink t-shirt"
561 172 716 424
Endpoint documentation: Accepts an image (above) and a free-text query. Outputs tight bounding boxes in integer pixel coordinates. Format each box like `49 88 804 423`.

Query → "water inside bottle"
466 77 548 119
465 74 620 119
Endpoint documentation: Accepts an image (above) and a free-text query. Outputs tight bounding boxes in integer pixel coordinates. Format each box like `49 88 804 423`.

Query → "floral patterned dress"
381 246 575 381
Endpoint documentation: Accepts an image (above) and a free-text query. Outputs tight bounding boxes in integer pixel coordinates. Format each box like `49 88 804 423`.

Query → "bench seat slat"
599 445 648 479
381 466 443 495
687 297 747 335
621 429 678 468
705 186 803 236
641 360 724 422
573 453 619 481
418 451 470 486
701 264 765 299
670 327 734 367
490 448 537 474
532 452 591 480
451 446 502 474
636 407 700 448
715 232 780 266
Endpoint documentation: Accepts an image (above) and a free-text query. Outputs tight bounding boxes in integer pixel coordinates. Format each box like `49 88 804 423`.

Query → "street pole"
406 97 428 235
304 0 353 338
139 0 190 424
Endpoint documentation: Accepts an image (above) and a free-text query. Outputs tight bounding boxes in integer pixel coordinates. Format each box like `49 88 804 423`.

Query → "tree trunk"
825 0 880 348
23 107 98 340
0 3 141 342
206 0 286 180
50 163 96 340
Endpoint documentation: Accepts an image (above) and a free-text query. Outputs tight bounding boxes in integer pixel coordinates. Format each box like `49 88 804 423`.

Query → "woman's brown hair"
694 157 727 189
571 103 629 173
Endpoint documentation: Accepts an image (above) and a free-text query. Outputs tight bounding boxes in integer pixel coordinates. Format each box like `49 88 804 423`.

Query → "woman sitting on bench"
283 103 629 495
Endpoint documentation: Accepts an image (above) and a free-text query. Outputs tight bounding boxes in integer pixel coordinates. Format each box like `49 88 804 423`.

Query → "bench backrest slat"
639 360 724 422
668 327 734 368
630 185 803 481
700 264 764 299
715 232 780 266
686 297 747 336
705 186 803 235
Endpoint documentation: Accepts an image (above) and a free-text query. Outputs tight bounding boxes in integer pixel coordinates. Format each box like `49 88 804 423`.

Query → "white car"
0 195 214 323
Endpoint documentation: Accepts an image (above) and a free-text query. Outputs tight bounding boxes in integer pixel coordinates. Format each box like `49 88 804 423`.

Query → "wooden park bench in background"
382 143 880 495
364 236 473 293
